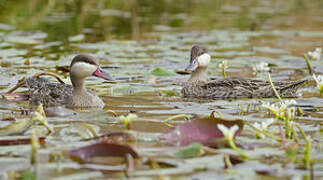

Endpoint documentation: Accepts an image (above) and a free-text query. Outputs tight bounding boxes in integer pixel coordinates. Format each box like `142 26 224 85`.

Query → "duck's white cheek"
198 53 211 67
71 62 98 77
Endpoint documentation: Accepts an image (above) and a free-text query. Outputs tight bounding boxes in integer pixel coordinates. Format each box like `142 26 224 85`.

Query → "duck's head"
185 45 210 72
70 54 113 81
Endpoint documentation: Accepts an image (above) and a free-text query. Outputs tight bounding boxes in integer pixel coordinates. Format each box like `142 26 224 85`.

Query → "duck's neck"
188 67 207 83
71 75 87 94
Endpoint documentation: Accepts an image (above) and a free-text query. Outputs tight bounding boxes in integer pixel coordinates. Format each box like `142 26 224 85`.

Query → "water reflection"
1 0 322 41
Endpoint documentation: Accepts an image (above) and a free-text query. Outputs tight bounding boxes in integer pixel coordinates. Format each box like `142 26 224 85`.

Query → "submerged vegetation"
0 0 322 179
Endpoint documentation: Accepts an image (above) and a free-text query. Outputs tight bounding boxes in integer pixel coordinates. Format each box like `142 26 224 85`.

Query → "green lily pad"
150 68 176 76
21 170 37 180
174 143 203 159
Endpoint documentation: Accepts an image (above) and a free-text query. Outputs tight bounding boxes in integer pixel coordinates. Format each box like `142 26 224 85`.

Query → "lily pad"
174 143 203 159
69 142 139 163
0 136 46 146
69 34 85 42
160 111 244 146
150 68 176 76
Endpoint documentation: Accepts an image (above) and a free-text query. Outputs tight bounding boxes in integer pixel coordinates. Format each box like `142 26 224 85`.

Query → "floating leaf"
6 35 41 45
21 170 37 180
0 118 33 136
0 136 45 146
69 34 85 42
160 111 244 146
45 106 77 117
92 132 135 144
2 93 29 102
0 48 28 58
69 142 139 164
174 143 204 159
159 90 178 97
240 142 270 150
150 68 175 76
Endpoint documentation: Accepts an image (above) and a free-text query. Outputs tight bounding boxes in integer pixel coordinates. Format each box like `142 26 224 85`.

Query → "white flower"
280 99 297 110
254 118 274 130
262 102 280 112
253 62 270 72
218 60 228 69
312 74 323 92
307 47 322 61
262 100 297 120
217 124 239 141
253 119 274 138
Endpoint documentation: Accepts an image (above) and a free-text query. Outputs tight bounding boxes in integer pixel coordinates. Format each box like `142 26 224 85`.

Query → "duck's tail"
279 79 308 97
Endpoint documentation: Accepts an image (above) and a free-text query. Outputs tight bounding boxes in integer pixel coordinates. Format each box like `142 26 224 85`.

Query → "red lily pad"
69 142 139 164
0 136 46 146
160 111 244 146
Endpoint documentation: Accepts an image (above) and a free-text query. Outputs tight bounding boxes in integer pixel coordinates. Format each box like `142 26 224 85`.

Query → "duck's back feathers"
182 78 307 99
26 77 73 107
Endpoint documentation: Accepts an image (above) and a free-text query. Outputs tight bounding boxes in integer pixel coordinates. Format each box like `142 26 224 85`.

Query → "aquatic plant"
120 113 138 130
252 62 270 73
312 74 323 93
307 47 322 61
218 60 228 78
262 100 296 138
30 130 40 165
303 47 321 75
294 124 312 169
304 135 312 169
253 118 274 138
217 124 249 160
262 100 296 120
218 124 238 141
0 104 51 136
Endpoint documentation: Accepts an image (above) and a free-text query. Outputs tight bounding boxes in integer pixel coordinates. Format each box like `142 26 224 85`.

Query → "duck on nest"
26 54 113 109
181 45 307 99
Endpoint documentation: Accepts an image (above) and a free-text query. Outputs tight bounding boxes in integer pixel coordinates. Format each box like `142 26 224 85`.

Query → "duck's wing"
203 78 307 98
205 78 271 89
26 77 73 107
202 78 274 98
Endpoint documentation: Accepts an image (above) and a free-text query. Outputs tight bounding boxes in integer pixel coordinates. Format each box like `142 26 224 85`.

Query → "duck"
181 45 307 99
26 54 113 109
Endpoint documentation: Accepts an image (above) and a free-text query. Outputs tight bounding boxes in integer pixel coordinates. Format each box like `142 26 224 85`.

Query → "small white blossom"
262 102 280 112
218 60 228 69
217 124 239 141
253 119 274 138
312 74 323 92
253 62 270 73
254 118 274 131
262 100 297 120
307 47 322 61
280 100 297 110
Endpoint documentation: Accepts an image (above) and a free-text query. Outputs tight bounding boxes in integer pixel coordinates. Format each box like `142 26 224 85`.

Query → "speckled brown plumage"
182 78 308 99
26 77 73 107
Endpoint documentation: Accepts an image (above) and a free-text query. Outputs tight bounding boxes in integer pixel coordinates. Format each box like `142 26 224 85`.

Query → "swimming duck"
26 54 113 109
181 45 307 99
